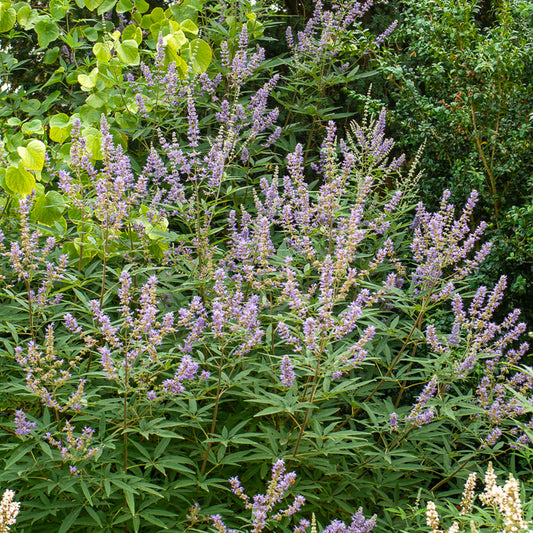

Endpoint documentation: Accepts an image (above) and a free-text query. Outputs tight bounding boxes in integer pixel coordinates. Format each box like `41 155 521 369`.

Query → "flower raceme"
426 463 530 533
203 460 376 533
0 489 20 533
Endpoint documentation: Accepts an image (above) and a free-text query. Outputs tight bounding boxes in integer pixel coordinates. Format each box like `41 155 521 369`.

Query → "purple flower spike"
14 410 36 436
280 355 295 388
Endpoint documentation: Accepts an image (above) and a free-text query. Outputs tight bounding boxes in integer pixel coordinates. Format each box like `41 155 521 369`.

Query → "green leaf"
115 39 139 65
134 0 148 12
83 0 104 10
79 478 93 506
43 47 59 64
22 118 44 135
5 163 35 195
18 139 46 170
58 507 81 533
97 0 116 14
49 0 70 20
83 26 98 41
85 91 107 109
42 66 65 88
122 24 142 44
188 38 211 73
85 506 103 527
142 514 169 529
16 5 39 29
77 68 98 88
124 490 135 518
49 113 71 143
31 191 66 224
93 42 112 63
179 18 198 36
5 443 34 469
34 19 60 47
0 2 16 32
116 0 132 12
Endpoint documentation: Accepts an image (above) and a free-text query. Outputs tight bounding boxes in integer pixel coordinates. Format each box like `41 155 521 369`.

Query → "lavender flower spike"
280 355 296 388
14 410 36 437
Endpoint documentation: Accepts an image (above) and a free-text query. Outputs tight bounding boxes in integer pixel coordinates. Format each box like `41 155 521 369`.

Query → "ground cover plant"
0 0 531 531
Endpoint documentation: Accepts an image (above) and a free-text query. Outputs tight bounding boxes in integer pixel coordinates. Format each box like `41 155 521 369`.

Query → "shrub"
0 1 531 532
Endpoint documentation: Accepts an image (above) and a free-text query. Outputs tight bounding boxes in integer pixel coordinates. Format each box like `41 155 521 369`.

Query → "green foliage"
0 1 531 532
369 0 533 323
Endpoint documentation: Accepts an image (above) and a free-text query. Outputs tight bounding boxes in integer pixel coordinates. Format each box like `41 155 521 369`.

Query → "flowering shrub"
0 0 531 532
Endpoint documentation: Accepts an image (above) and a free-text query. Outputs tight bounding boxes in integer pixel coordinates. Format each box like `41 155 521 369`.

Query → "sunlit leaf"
115 39 139 65
188 38 211 73
5 164 35 195
17 140 46 170
0 2 16 32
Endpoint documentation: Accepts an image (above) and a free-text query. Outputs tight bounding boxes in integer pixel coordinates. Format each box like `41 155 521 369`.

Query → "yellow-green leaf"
134 0 148 13
22 119 44 135
5 164 36 195
115 39 139 65
16 5 39 30
77 67 98 88
122 24 142 44
116 0 131 12
49 113 71 143
83 127 103 160
179 19 198 36
0 2 16 32
93 42 112 63
17 139 46 170
83 0 103 10
163 30 186 52
150 6 165 22
188 38 211 74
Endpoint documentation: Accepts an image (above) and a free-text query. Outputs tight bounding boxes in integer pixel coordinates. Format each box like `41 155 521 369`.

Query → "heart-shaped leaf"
0 2 17 32
188 38 211 74
83 0 104 10
78 68 98 88
0 3 16 32
34 19 59 47
93 42 112 63
49 113 72 143
5 164 36 195
32 190 67 224
17 140 46 171
115 39 139 65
